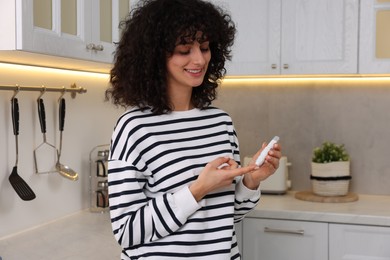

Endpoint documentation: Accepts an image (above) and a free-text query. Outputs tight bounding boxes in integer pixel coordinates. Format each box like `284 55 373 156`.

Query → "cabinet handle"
264 227 304 235
94 44 104 51
271 64 277 69
283 64 289 69
86 43 96 50
86 43 104 51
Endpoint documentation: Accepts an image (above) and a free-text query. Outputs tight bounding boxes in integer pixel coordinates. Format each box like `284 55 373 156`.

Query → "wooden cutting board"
295 191 359 203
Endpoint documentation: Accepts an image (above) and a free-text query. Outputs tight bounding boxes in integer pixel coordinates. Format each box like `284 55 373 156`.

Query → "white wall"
0 63 123 237
215 79 390 196
2 63 390 238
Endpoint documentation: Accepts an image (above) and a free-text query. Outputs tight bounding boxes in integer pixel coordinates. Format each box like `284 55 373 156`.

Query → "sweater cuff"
173 186 201 221
235 176 261 201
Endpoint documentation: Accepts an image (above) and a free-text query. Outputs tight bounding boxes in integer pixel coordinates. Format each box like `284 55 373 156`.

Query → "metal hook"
58 86 66 102
37 85 46 100
11 85 20 100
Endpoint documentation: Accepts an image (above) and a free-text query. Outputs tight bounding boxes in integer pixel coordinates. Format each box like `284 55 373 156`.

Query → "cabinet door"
215 0 281 76
330 223 390 260
90 0 130 63
243 218 328 260
281 0 359 75
359 0 390 74
19 0 91 60
16 0 129 63
235 222 243 254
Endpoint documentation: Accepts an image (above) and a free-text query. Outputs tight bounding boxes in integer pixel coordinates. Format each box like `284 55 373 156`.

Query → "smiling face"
166 31 211 103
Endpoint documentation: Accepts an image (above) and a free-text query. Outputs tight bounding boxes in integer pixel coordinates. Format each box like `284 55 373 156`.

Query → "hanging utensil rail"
0 83 87 98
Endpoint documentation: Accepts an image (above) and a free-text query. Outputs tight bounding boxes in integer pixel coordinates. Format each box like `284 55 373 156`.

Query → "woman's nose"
191 48 206 65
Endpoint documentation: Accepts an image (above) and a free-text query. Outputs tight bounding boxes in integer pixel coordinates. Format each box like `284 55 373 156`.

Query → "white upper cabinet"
359 0 390 74
1 0 129 64
89 0 130 63
281 0 359 75
219 0 281 76
18 0 90 61
217 0 359 75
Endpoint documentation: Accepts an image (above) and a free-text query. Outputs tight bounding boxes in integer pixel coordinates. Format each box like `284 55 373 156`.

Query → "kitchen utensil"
56 97 78 181
9 97 36 201
33 96 57 174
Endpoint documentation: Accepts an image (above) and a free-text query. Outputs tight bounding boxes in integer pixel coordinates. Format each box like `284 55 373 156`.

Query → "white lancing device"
255 136 280 166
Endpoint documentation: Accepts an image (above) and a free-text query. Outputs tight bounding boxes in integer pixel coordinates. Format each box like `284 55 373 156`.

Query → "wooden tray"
295 191 359 203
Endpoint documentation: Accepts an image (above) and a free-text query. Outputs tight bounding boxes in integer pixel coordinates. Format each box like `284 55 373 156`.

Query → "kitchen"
1 0 390 259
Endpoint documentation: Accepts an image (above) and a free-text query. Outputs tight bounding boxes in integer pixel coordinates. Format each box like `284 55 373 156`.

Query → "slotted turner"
9 97 36 201
34 97 57 174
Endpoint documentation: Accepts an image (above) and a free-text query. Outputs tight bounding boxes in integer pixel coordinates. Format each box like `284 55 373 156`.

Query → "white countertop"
0 211 121 260
1 192 389 259
248 191 390 227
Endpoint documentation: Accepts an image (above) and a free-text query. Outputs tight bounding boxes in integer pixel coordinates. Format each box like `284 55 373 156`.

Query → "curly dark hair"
105 0 236 114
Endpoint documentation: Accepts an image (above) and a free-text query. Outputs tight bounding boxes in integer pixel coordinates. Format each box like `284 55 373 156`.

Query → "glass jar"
89 145 110 213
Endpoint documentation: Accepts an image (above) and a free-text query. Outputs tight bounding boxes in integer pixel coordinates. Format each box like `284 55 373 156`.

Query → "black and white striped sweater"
108 106 261 259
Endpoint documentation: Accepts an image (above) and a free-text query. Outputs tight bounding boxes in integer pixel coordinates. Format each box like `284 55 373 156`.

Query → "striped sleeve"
230 129 261 222
233 176 261 222
108 159 201 248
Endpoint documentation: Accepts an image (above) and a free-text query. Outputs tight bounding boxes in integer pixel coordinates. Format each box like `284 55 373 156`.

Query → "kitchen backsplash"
1 64 390 238
215 79 390 197
0 64 123 238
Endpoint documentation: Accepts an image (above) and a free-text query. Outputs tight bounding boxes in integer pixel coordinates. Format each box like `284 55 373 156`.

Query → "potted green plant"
312 141 349 163
311 142 351 196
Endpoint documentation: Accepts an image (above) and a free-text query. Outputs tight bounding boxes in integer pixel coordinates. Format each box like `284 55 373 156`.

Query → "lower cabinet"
235 222 243 254
242 218 328 260
242 218 390 260
329 224 390 260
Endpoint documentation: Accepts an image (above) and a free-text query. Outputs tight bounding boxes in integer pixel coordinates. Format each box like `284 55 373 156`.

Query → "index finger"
208 156 231 169
223 165 255 178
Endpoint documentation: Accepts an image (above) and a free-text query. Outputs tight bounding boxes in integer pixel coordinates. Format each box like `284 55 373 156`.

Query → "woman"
105 0 281 259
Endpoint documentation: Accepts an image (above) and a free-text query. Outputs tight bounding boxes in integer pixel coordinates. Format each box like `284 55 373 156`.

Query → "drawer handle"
264 227 304 235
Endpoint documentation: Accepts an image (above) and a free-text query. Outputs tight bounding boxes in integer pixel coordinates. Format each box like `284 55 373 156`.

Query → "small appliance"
244 156 291 194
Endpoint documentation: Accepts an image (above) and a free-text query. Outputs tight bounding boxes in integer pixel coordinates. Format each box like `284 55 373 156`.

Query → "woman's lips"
185 69 203 76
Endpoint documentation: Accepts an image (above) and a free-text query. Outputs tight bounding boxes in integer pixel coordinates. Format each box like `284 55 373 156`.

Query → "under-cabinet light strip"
222 75 390 86
0 62 109 78
1 62 390 86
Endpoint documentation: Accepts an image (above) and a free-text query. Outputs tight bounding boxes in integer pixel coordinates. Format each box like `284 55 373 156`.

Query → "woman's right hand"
189 157 256 202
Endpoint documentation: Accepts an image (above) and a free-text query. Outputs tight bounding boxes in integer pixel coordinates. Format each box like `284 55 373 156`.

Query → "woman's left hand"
243 143 282 190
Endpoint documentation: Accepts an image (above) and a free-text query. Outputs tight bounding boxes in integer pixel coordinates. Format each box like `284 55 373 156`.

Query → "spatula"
9 97 36 201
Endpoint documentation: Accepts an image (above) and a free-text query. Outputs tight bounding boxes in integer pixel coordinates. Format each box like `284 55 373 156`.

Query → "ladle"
56 95 78 181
